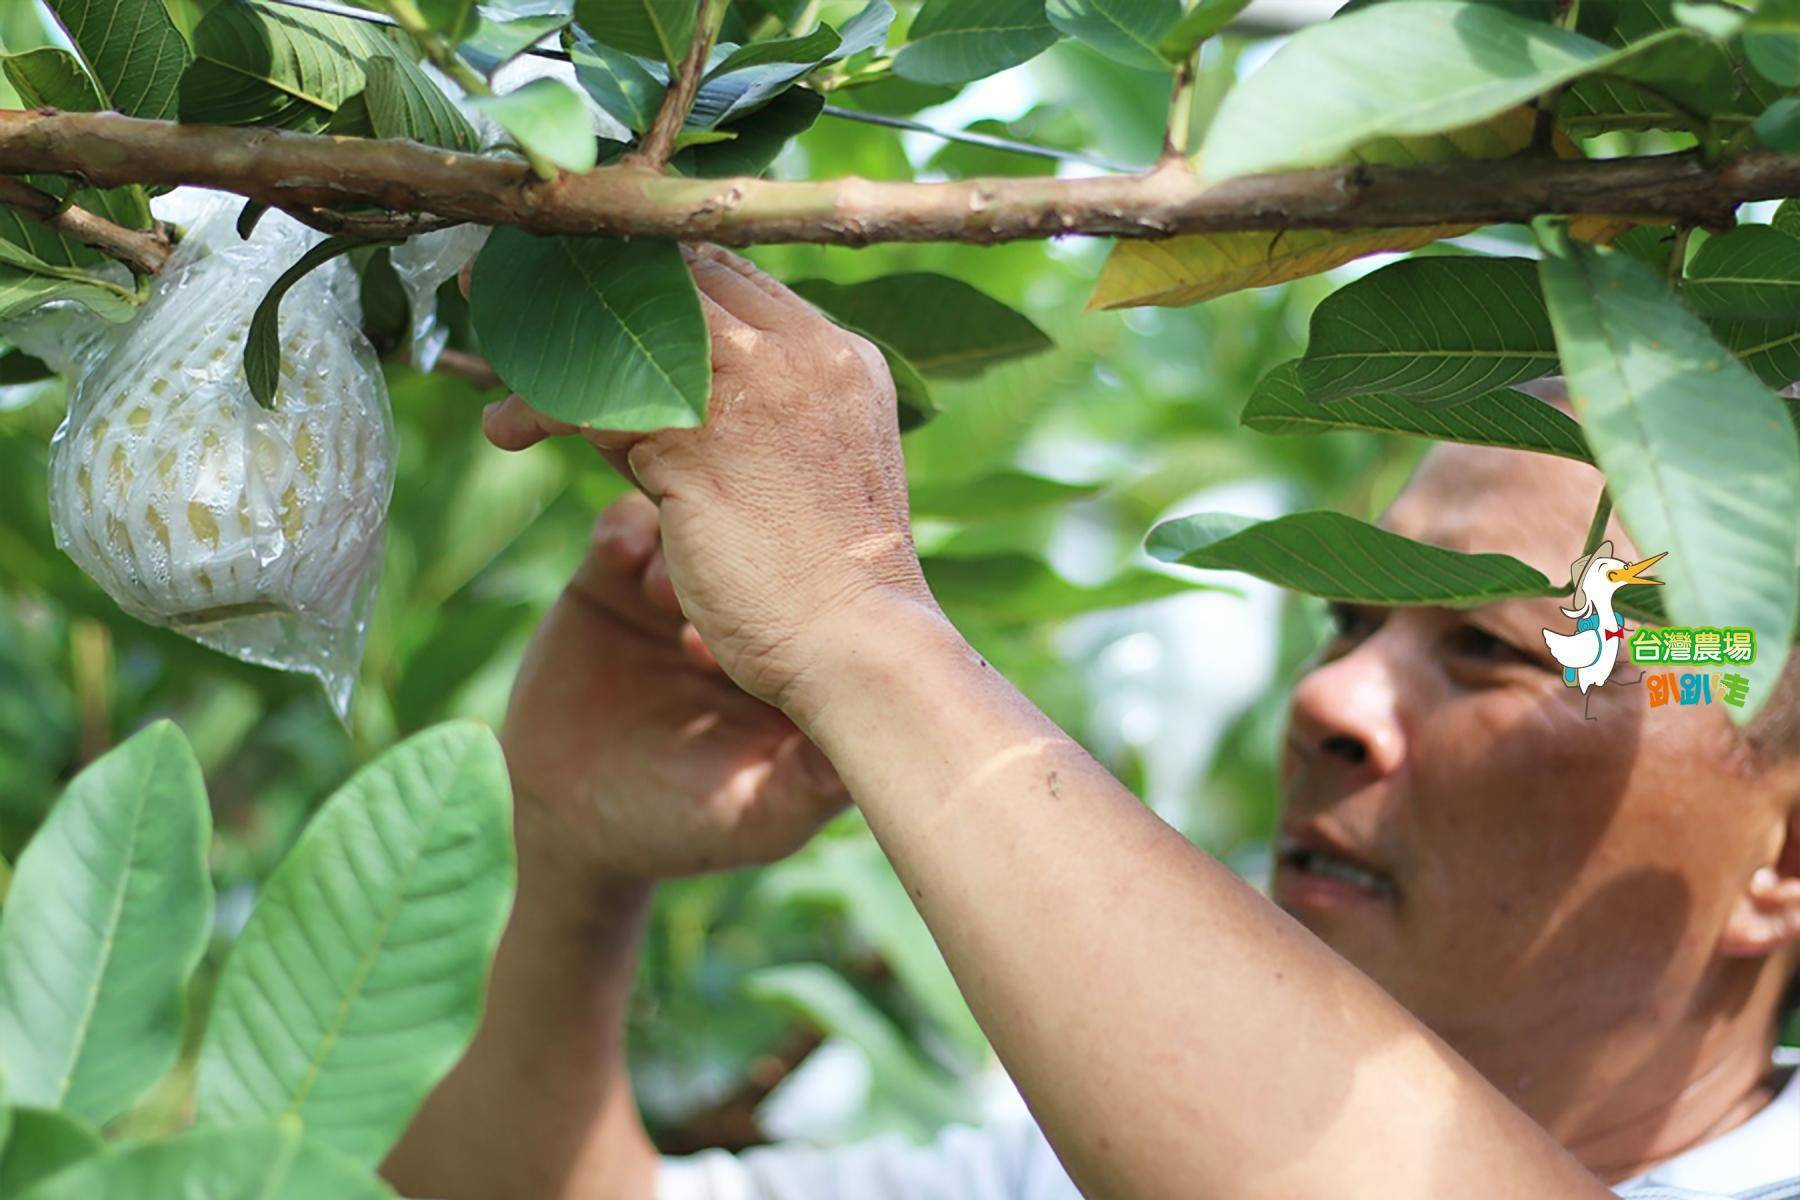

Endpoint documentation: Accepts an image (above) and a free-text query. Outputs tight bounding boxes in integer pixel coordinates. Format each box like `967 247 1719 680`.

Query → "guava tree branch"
0 174 172 273
3 109 1793 248
630 0 724 169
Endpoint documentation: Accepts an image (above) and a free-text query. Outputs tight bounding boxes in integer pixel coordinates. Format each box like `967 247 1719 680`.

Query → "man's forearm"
384 805 661 1200
790 595 1611 1200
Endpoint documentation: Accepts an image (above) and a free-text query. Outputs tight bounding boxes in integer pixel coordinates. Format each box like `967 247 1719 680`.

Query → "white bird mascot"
1542 540 1666 720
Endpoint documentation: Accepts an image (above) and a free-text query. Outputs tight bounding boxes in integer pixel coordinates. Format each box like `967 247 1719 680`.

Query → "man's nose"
1287 642 1408 780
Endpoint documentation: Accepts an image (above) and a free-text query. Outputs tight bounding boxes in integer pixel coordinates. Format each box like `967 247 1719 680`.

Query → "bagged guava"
12 197 396 717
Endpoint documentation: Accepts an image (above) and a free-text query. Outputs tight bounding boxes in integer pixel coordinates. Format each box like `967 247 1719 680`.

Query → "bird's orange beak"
1608 552 1666 586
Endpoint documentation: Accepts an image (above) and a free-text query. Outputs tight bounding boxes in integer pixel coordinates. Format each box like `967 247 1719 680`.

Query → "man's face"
1276 443 1785 1097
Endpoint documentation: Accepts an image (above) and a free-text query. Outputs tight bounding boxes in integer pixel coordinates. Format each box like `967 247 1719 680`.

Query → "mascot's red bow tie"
1604 626 1628 642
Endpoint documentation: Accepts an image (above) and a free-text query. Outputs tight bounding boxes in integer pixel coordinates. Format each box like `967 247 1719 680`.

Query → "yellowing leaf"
1088 108 1646 310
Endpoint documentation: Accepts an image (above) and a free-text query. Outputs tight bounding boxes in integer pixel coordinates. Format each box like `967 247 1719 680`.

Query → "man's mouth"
1274 829 1398 907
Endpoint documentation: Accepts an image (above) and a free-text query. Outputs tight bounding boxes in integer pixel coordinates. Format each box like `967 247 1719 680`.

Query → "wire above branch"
0 109 1789 251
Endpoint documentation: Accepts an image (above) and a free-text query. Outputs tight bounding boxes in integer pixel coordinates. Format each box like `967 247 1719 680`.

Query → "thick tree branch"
0 174 173 274
2 109 1785 249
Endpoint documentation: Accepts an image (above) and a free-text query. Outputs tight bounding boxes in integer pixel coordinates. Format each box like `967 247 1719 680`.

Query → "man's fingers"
483 394 568 450
641 546 682 617
679 623 722 673
692 244 813 313
687 250 787 332
592 492 659 575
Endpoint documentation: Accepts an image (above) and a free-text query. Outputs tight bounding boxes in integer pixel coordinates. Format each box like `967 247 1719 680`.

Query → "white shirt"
661 1063 1800 1200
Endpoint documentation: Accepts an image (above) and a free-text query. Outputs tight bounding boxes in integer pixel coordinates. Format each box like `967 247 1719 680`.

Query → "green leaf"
1199 1 1664 179
194 723 515 1167
43 0 191 119
0 1109 103 1196
1745 0 1800 85
922 553 1208 621
1 46 101 109
0 722 212 1125
13 1123 399 1200
245 235 392 409
417 0 479 44
1537 224 1800 721
1296 256 1557 405
1753 95 1800 150
1242 360 1593 462
0 265 139 324
460 9 569 73
572 0 694 67
1157 0 1251 60
1682 224 1800 321
470 228 711 430
359 52 481 150
865 331 937 431
1146 510 1554 605
894 0 1060 85
833 0 896 59
909 471 1103 519
470 77 599 173
568 29 665 133
1046 0 1179 71
789 274 1053 378
179 1 373 130
1775 201 1800 241
673 85 823 175
708 24 841 75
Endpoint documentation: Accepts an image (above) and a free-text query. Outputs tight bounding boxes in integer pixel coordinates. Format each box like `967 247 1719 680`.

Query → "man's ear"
1722 800 1800 957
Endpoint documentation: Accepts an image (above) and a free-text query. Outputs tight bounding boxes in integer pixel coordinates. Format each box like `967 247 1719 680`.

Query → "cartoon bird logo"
1542 540 1666 720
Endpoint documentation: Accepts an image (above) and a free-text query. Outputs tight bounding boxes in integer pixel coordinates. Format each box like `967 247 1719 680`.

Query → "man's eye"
1450 624 1531 665
1326 602 1376 641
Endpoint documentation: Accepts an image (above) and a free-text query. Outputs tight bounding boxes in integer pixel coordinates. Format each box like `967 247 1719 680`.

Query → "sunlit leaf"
0 723 212 1125
471 77 598 173
1146 510 1554 605
1199 1 1669 179
195 723 514 1166
1538 223 1800 720
894 0 1061 84
460 8 570 73
1242 361 1593 462
1046 0 1180 71
1296 256 1557 405
470 228 711 430
14 1123 398 1200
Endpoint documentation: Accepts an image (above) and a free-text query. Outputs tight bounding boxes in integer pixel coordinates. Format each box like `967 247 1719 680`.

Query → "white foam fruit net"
18 200 397 717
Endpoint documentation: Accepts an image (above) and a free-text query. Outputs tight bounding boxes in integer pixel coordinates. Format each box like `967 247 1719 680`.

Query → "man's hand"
504 490 848 882
484 245 937 718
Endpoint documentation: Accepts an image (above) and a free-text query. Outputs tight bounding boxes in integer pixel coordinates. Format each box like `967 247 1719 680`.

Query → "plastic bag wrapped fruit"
14 198 396 717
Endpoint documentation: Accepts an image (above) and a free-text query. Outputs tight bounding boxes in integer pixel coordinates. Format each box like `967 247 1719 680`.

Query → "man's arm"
787 594 1610 1200
384 495 849 1200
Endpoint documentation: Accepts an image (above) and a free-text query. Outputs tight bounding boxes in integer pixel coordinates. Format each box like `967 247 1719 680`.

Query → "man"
385 247 1800 1200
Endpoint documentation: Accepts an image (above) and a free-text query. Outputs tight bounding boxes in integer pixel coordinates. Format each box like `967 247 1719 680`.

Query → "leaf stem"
1162 50 1200 167
1666 223 1692 289
631 0 727 169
